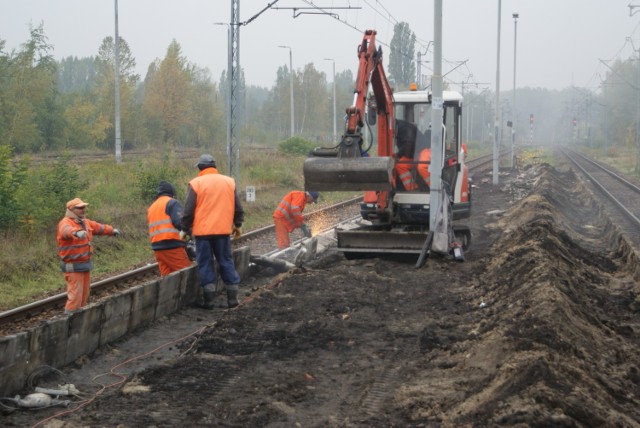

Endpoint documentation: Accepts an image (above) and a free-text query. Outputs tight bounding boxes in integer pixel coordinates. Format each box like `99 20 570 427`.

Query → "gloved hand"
232 226 242 239
300 223 312 238
73 230 87 239
179 230 190 241
113 229 121 237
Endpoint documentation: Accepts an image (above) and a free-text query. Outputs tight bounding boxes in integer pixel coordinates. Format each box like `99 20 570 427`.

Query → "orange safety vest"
273 191 307 232
57 216 114 270
148 196 181 243
189 168 236 236
395 156 418 191
417 148 432 186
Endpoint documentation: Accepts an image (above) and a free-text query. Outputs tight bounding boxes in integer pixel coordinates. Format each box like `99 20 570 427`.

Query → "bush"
0 145 29 230
132 157 182 203
278 137 316 157
13 155 85 232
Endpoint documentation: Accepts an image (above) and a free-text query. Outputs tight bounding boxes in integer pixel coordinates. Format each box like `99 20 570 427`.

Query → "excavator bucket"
303 156 394 192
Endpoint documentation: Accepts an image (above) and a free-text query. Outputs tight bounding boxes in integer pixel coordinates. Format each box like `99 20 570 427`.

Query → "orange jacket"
148 196 181 245
417 148 432 186
395 156 418 191
187 168 236 236
273 191 307 232
57 216 115 272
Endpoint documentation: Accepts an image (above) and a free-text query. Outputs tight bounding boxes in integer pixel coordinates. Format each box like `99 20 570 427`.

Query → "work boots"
202 283 216 309
226 284 239 308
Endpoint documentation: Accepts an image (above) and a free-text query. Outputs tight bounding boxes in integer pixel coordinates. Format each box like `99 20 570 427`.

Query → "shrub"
132 157 182 203
0 145 29 230
13 155 85 232
278 137 316 156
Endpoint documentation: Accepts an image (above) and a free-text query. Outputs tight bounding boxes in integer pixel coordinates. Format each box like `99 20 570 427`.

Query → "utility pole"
630 4 640 173
279 45 295 138
324 58 337 142
430 0 444 232
511 12 519 169
416 42 432 88
113 0 122 164
493 0 502 185
222 0 241 183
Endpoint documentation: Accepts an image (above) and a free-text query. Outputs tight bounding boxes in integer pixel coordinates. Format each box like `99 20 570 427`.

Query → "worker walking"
182 154 244 309
56 198 120 314
273 190 319 249
147 180 193 276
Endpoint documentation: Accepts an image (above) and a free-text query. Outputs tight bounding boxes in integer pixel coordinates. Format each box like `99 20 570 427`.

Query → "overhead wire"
299 0 440 71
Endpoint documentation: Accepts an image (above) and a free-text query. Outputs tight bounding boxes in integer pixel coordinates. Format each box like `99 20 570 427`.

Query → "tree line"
0 23 360 156
2 22 638 163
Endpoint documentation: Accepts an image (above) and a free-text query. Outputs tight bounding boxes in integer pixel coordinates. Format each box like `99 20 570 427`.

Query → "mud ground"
4 160 640 427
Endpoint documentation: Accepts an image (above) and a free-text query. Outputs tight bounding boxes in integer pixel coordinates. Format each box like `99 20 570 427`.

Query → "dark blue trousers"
195 236 240 287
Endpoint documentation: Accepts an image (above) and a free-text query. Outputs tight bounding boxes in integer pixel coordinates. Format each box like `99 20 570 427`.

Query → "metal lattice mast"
227 0 240 182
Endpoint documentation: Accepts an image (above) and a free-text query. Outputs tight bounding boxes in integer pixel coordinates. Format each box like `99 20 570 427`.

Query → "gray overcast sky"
1 0 639 93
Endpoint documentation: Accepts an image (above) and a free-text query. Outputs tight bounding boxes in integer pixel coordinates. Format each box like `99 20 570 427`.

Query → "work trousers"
195 236 240 287
64 271 91 312
154 247 193 276
273 216 292 249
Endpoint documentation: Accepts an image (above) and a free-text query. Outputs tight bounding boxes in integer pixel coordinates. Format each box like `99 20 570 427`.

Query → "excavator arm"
343 30 395 157
304 30 396 192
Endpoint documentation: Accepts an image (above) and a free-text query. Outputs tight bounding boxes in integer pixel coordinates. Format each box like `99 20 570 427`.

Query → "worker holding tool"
273 190 319 249
56 198 121 314
147 180 193 276
182 154 244 309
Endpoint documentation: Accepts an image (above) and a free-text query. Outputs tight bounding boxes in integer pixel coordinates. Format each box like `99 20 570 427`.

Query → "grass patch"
0 148 357 310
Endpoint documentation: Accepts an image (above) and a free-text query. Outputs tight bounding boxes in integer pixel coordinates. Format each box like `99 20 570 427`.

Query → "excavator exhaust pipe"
303 156 394 192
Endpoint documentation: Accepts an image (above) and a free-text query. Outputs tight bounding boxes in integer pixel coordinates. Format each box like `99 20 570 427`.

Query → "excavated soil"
5 161 640 427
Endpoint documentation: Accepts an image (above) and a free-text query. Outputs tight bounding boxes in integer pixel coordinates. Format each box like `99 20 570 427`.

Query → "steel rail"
562 148 640 227
0 197 363 325
1 159 493 326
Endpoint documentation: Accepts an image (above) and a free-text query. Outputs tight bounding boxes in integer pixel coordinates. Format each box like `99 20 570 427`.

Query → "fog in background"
2 0 640 93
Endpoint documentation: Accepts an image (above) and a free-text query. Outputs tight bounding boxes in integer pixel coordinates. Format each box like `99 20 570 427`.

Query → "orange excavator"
304 30 471 258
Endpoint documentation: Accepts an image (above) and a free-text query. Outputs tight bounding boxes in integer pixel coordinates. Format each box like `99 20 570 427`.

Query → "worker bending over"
273 190 319 249
147 180 193 276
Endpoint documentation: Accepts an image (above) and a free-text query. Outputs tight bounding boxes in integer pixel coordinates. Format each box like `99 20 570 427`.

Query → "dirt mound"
6 163 640 427
399 164 640 426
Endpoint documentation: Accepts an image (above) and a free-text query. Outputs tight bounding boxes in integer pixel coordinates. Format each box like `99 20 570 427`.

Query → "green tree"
57 56 97 94
183 66 224 148
334 69 355 137
0 145 28 230
142 40 192 146
61 96 111 149
388 22 416 91
298 63 328 138
93 36 140 150
2 24 63 152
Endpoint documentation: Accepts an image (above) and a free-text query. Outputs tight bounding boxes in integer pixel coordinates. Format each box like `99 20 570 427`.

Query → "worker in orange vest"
182 154 244 309
416 148 432 188
394 119 419 191
273 190 319 249
56 198 120 314
147 180 193 276
394 126 418 191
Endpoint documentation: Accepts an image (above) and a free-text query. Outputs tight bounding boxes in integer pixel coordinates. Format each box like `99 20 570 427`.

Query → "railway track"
563 148 640 249
0 153 505 333
0 198 362 332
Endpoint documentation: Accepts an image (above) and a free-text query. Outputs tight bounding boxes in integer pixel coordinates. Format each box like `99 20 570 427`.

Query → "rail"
0 154 500 327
